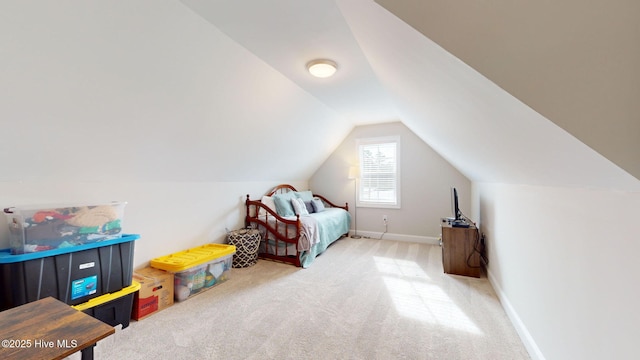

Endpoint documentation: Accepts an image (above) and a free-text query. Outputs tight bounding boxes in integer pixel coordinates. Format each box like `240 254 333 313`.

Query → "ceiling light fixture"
307 59 337 78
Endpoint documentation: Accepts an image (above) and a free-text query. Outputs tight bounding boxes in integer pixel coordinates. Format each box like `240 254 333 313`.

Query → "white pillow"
258 196 277 216
291 197 309 216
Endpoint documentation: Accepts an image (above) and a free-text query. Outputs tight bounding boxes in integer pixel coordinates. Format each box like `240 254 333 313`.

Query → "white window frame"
356 136 401 209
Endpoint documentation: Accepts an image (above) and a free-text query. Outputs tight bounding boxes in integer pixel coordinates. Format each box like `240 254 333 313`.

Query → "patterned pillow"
291 197 309 216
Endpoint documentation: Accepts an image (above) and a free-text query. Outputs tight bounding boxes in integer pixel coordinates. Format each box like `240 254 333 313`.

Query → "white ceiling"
1 0 637 190
181 0 639 191
180 0 400 124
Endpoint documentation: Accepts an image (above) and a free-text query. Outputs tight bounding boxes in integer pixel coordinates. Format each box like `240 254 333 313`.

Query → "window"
356 136 400 208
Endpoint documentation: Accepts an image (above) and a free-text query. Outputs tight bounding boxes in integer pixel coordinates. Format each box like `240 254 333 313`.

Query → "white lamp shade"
348 166 359 180
307 59 337 78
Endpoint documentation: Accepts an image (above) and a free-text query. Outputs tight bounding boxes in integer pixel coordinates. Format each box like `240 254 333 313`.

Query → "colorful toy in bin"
3 202 127 255
150 243 235 302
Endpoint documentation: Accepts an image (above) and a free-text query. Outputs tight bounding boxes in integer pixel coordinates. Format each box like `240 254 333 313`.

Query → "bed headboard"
267 184 298 196
246 183 348 216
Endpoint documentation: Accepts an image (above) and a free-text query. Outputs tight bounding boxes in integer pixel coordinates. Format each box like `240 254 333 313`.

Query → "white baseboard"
349 230 440 245
486 268 546 360
349 230 542 359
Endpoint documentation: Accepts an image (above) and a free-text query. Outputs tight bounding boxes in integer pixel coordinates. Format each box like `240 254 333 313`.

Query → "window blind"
358 139 399 207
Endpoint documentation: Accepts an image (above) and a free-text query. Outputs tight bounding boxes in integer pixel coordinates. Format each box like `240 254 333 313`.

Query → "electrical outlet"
383 215 388 223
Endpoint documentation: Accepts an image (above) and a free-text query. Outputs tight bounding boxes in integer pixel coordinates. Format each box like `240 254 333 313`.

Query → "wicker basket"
227 229 261 268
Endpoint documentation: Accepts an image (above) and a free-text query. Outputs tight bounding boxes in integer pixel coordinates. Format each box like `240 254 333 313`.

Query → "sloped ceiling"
374 0 640 180
181 0 638 191
179 0 399 124
336 0 639 191
0 0 352 182
1 0 638 191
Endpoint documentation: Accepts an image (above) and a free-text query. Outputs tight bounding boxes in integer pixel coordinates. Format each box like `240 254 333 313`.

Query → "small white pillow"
258 196 277 217
291 197 309 216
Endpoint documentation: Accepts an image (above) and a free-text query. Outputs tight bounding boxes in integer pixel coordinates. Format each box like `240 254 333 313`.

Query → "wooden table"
0 296 115 360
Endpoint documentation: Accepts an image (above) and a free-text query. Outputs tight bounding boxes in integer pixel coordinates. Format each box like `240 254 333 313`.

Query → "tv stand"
451 220 470 228
441 224 481 278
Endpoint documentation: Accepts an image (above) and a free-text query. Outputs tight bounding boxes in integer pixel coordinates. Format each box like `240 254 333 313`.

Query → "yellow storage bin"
150 244 236 302
72 281 141 329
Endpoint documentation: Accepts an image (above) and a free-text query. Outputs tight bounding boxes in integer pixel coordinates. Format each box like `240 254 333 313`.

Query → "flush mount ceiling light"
307 59 337 78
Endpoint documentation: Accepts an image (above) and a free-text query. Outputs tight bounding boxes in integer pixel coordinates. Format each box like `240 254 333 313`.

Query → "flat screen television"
450 187 469 227
451 187 461 221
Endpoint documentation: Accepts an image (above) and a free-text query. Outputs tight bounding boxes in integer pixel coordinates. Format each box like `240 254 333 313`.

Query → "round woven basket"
227 228 261 268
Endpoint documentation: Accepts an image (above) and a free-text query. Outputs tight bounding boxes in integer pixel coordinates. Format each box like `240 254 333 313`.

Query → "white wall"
0 1 338 268
310 121 471 242
0 0 348 183
474 183 640 360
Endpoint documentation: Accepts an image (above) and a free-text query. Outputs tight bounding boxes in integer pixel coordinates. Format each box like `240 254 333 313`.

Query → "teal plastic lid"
0 234 140 264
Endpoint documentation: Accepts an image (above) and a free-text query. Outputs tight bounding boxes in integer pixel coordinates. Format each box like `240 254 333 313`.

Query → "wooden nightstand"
441 224 481 278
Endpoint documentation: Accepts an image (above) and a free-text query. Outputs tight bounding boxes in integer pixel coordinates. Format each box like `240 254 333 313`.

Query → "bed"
245 184 351 268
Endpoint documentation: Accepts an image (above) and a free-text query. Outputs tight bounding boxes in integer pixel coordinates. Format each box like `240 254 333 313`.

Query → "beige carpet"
75 237 530 360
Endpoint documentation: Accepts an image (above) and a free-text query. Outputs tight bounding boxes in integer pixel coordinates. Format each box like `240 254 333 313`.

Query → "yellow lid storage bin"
72 281 141 329
150 244 236 302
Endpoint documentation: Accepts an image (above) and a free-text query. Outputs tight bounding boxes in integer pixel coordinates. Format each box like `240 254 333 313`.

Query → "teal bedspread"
299 208 351 268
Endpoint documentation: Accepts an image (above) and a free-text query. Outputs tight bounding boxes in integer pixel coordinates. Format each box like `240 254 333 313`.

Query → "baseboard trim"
348 230 541 358
486 268 546 360
349 230 440 245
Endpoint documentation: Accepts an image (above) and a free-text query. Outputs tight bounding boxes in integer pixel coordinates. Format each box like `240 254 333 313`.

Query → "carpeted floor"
74 237 530 360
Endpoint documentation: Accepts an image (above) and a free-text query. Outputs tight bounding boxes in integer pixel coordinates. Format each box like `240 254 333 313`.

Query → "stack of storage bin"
0 202 139 329
150 243 235 302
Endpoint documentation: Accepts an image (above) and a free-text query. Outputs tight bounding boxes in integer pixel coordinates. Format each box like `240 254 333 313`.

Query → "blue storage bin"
0 234 139 310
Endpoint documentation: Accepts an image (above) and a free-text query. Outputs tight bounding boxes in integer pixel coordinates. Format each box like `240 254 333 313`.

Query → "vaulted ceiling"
181 0 639 190
375 0 640 182
179 0 399 124
2 0 638 191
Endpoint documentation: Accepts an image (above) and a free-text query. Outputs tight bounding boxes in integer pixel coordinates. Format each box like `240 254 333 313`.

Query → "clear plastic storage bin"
150 244 235 302
3 201 126 255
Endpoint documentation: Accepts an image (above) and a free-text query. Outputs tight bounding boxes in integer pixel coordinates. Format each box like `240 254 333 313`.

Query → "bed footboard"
245 195 303 267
